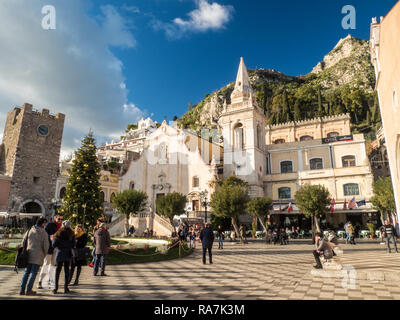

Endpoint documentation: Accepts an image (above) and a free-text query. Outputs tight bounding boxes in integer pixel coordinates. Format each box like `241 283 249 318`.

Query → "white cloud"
153 0 234 39
0 0 144 158
122 5 141 14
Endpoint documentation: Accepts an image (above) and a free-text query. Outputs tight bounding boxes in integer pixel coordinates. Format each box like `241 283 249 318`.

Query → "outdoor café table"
255 231 264 238
360 230 370 238
337 230 346 238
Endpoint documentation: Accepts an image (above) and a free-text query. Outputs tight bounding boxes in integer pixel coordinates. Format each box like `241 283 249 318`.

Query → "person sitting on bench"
313 232 333 269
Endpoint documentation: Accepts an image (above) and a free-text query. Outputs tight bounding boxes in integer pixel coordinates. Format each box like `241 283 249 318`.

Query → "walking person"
52 221 75 294
69 225 88 286
93 223 111 276
189 228 196 249
383 220 398 253
217 225 224 249
379 225 386 244
19 218 49 296
183 222 189 241
89 218 104 268
344 221 350 244
347 222 356 245
200 223 214 265
37 214 62 290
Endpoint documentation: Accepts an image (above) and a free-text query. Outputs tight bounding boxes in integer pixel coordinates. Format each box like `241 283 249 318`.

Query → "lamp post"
199 190 209 224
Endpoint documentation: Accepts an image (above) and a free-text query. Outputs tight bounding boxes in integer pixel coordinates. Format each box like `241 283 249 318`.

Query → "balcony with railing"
299 165 372 180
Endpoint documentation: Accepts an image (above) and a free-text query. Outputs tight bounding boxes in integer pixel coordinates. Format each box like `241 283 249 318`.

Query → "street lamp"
199 190 210 224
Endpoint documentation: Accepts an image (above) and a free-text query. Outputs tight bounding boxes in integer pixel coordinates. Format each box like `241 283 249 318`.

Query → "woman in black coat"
69 224 88 286
52 221 75 294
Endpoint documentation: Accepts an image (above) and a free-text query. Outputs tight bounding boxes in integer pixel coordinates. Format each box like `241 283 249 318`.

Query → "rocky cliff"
178 35 379 139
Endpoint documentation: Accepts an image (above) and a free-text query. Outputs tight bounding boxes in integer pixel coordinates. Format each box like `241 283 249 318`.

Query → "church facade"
119 58 376 234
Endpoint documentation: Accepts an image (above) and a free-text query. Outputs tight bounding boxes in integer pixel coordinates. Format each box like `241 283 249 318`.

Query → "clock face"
38 125 49 136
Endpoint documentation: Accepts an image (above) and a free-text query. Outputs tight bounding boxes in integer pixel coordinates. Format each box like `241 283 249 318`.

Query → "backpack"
14 228 31 273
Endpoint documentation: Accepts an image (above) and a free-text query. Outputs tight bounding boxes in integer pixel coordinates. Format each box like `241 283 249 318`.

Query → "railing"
153 213 175 233
108 214 125 229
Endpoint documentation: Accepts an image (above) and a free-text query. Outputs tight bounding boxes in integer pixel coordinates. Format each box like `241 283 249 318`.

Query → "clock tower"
0 103 65 217
219 58 266 198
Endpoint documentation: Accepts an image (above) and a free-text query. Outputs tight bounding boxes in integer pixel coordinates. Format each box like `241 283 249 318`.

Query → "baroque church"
119 58 376 236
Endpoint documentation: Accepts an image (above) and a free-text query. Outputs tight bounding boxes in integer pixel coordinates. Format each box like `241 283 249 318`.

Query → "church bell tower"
219 58 266 197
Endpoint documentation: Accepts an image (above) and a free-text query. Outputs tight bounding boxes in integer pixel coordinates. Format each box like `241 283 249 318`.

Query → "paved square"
1 240 400 300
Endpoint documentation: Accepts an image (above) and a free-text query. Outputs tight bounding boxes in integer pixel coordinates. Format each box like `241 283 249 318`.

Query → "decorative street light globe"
199 190 210 223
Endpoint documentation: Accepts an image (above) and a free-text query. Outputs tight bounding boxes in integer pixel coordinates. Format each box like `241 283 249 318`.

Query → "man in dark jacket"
312 232 333 269
37 214 62 289
383 220 398 253
200 223 214 265
93 223 111 276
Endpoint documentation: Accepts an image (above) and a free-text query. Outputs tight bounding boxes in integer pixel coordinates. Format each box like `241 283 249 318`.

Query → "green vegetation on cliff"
177 36 381 140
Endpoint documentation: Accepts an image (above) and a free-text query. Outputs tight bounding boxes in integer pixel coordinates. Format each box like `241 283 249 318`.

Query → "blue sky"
106 0 398 123
0 0 398 157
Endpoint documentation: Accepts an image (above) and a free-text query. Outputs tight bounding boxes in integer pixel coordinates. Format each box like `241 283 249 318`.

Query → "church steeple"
234 57 252 94
230 57 258 107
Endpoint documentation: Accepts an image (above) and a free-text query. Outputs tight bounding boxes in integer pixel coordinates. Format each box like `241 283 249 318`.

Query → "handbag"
77 247 91 261
14 228 31 272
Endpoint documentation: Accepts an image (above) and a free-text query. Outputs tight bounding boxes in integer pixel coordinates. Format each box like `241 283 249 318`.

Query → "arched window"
233 123 244 150
327 132 339 138
110 193 116 203
192 176 200 188
310 158 323 170
280 161 293 173
100 191 105 203
343 183 360 196
59 187 66 199
278 187 291 199
129 181 135 190
342 155 356 167
274 139 285 144
300 135 313 141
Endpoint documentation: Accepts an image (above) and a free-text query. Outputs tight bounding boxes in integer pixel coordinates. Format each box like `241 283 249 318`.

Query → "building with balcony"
264 116 376 229
97 117 158 162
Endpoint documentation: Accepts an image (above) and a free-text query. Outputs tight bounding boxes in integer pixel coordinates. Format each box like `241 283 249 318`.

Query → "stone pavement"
1 239 400 300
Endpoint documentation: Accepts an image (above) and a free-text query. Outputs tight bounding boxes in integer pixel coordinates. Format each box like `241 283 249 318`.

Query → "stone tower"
219 58 266 197
0 103 65 217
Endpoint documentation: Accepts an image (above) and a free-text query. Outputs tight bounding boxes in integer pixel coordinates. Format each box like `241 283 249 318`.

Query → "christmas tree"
59 132 103 229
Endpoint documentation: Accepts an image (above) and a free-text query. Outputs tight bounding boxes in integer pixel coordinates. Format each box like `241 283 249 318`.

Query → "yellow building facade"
370 2 400 224
264 114 376 229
